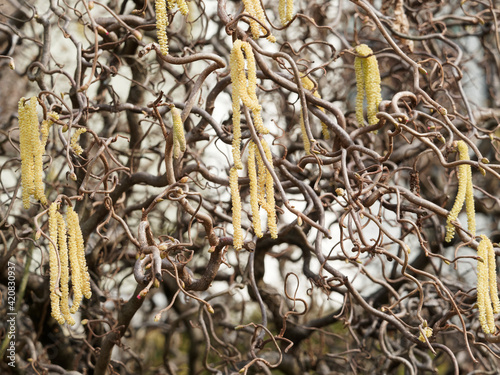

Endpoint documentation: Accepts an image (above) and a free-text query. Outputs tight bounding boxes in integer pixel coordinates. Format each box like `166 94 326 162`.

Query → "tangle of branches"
1 0 500 374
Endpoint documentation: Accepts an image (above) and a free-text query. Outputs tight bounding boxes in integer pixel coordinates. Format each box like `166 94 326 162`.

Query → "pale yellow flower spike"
40 112 58 149
279 0 294 26
171 105 186 158
67 207 83 314
477 235 499 334
239 43 257 109
248 141 262 238
156 0 169 55
18 97 37 209
354 44 382 126
354 57 365 126
73 211 91 300
31 112 46 206
300 76 329 140
70 128 87 156
241 43 268 135
176 0 189 15
363 54 383 126
261 139 278 239
232 41 268 135
299 110 311 155
445 141 474 242
477 235 490 333
464 160 476 238
230 41 244 169
230 167 243 250
48 202 64 324
57 212 75 326
230 40 268 168
255 143 267 205
486 236 500 314
241 0 275 42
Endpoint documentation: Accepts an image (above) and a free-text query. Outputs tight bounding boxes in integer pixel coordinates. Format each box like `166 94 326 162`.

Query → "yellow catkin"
18 97 37 209
239 42 258 110
230 41 268 168
242 0 275 42
173 136 180 160
279 0 294 26
230 167 243 250
261 139 277 239
256 144 266 205
74 212 91 300
354 57 365 126
239 42 268 134
248 141 262 237
156 0 169 55
231 99 243 169
31 115 46 206
70 128 87 156
464 158 476 238
445 141 473 242
484 236 500 314
40 112 58 149
230 41 268 138
57 212 75 325
363 56 383 126
171 106 186 158
477 235 497 333
299 110 311 155
67 207 83 314
230 42 244 169
48 203 64 324
354 44 382 126
176 0 189 15
300 76 329 140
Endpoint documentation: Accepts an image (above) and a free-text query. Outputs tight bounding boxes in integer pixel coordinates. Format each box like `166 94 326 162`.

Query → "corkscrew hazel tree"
4 1 500 374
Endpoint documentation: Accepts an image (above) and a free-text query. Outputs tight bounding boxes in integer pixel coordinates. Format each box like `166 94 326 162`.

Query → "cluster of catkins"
48 203 92 325
18 96 89 325
229 40 277 249
18 97 58 209
445 141 499 334
155 0 189 55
